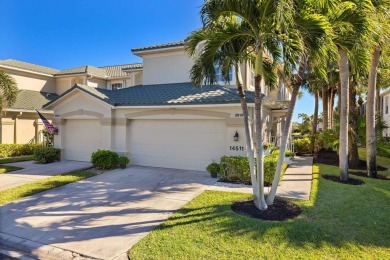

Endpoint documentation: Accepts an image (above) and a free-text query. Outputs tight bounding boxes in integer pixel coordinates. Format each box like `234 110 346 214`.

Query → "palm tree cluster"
186 0 389 210
0 70 18 113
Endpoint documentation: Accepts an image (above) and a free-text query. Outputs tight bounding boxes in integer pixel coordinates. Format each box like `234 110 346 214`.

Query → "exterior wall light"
234 131 239 142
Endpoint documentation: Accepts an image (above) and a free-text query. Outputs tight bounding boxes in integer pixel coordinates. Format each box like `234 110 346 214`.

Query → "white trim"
132 46 185 57
0 65 54 77
117 103 252 109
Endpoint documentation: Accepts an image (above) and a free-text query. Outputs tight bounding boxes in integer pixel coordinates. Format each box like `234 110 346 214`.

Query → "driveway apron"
0 166 216 260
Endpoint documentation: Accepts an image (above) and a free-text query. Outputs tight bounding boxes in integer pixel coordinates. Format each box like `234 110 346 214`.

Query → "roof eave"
131 45 185 57
0 65 55 77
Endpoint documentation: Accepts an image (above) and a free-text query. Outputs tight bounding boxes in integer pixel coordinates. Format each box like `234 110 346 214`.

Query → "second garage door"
64 119 102 161
128 119 226 171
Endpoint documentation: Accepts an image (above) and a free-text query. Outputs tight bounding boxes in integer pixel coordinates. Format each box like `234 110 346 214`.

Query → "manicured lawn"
0 171 96 205
358 147 390 177
0 155 34 164
129 164 390 259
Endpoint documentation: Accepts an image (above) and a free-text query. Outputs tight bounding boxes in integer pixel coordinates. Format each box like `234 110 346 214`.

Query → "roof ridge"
99 63 143 68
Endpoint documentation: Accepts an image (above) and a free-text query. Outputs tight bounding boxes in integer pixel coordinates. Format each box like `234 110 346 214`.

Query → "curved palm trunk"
311 89 319 154
236 65 259 200
338 47 349 181
266 56 306 205
322 85 329 130
349 83 359 168
366 47 380 178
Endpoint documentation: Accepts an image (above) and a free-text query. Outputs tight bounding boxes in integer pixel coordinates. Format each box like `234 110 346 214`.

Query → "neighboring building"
380 88 390 138
0 59 142 144
43 40 291 171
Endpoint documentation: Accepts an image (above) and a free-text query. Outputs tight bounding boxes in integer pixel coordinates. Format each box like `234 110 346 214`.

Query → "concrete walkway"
0 160 92 191
207 156 313 200
0 166 216 260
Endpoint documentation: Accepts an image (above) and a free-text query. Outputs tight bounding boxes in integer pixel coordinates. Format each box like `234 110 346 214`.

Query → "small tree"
0 70 18 112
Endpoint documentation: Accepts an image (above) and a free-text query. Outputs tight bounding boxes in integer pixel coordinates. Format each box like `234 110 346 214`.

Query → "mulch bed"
231 197 302 221
314 149 388 171
321 174 365 185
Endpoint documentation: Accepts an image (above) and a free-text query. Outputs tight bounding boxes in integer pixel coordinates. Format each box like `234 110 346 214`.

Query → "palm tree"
193 0 307 210
366 1 390 178
0 70 18 112
320 0 372 181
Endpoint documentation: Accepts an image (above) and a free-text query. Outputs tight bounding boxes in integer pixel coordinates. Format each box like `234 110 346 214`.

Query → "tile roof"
10 90 59 111
0 59 59 75
131 41 185 52
45 82 249 107
55 65 107 77
100 63 143 77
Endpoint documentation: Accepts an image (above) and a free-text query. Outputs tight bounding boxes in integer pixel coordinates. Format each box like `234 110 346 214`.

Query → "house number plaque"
229 145 244 151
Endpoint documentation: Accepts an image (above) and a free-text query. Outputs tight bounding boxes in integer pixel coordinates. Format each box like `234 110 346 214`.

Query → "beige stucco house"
40 41 292 171
0 59 142 144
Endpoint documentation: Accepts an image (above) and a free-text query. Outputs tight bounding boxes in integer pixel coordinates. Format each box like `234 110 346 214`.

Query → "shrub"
293 138 311 153
219 155 287 185
118 156 130 167
316 129 338 151
33 147 61 164
91 150 119 170
0 144 42 158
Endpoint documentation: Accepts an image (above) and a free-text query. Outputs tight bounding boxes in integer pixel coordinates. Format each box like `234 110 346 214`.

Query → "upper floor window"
214 65 233 85
112 83 122 90
386 96 389 114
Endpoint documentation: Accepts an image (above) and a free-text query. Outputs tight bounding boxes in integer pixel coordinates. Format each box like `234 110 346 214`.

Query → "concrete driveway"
0 160 92 191
0 166 216 260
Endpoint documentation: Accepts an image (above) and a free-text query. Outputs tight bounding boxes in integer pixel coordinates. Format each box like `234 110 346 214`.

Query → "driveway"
0 166 216 260
0 160 92 191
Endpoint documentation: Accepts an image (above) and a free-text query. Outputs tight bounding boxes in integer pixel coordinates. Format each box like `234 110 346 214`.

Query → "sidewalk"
207 156 313 200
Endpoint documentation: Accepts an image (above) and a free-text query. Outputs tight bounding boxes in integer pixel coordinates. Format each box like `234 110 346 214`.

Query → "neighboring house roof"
380 88 390 97
54 65 107 78
10 89 59 111
0 59 60 75
45 82 289 109
131 41 185 52
100 63 143 77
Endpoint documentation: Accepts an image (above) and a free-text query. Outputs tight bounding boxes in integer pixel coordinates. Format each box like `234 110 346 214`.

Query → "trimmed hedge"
293 138 311 153
91 149 119 170
219 155 287 185
33 147 61 164
0 144 42 158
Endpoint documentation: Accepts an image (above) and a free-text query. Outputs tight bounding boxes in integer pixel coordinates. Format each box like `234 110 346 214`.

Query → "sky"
0 0 317 122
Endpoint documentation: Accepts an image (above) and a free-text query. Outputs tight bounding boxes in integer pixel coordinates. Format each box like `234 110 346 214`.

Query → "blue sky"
0 0 317 122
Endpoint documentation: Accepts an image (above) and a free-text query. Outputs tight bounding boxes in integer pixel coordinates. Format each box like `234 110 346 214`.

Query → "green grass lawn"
129 164 390 259
358 147 390 177
0 171 96 205
0 155 34 164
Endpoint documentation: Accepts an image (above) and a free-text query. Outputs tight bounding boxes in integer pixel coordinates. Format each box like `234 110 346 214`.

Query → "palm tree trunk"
348 83 359 168
322 85 329 129
266 55 306 205
338 47 349 181
329 88 335 129
254 74 267 210
311 89 319 154
366 47 380 178
235 65 259 198
253 49 267 210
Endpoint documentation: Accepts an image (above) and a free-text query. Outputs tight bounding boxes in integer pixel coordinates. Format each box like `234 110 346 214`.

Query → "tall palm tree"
322 0 372 180
366 0 390 178
266 0 329 205
0 70 18 112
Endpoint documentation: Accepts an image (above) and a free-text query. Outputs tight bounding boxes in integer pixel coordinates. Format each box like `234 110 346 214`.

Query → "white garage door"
128 119 226 171
64 119 102 161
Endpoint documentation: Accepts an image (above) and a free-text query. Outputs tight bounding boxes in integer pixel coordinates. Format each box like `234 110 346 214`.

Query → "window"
112 83 122 90
386 96 389 114
214 64 233 84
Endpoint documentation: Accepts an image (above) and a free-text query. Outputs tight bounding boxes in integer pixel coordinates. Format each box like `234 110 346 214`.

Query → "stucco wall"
142 50 194 85
383 93 390 137
88 77 107 89
2 68 56 93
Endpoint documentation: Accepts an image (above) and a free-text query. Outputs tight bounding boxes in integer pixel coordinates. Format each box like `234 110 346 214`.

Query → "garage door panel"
128 119 226 171
64 120 101 161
